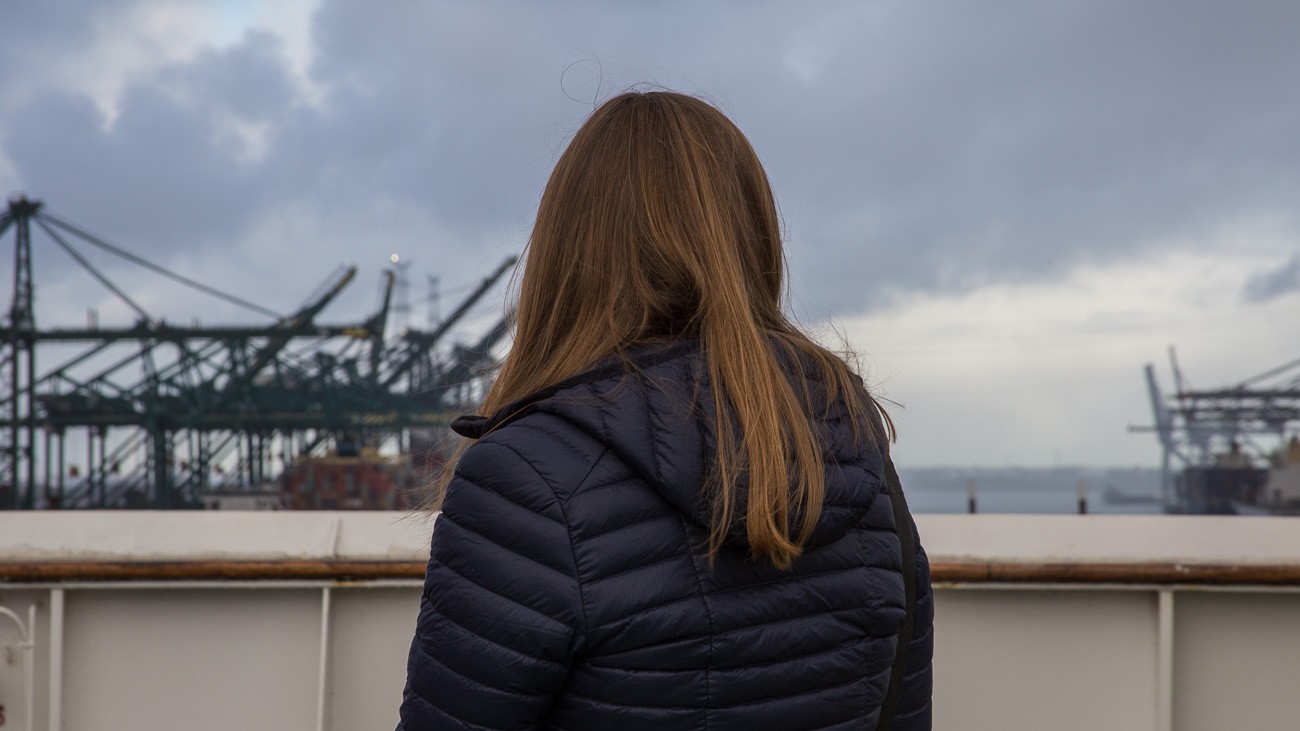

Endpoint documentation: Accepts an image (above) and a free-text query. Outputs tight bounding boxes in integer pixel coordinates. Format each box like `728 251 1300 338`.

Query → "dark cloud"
5 31 294 255
0 0 129 98
4 0 1300 327
757 2 1300 312
1243 253 1300 303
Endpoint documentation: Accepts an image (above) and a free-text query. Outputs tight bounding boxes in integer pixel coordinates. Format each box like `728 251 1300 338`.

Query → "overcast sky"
3 0 1299 467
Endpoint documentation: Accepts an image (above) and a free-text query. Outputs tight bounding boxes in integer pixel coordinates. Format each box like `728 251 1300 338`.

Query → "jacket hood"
451 339 886 551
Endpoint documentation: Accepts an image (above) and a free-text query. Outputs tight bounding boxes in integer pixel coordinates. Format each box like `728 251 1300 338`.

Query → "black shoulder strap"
879 457 916 730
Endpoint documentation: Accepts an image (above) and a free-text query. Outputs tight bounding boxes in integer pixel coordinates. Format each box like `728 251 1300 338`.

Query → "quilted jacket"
398 339 933 730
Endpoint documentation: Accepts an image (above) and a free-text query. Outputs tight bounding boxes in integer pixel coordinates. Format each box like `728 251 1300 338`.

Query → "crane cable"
39 211 284 321
34 217 152 323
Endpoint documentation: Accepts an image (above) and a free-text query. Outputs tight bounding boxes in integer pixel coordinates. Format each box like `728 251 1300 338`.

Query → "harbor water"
901 466 1163 515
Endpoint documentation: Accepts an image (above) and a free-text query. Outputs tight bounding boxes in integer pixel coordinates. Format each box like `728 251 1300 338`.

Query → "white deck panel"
0 511 435 562
917 514 1300 566
3 512 1300 566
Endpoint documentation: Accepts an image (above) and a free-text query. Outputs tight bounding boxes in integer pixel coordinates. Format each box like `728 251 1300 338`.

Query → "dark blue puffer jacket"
399 340 933 730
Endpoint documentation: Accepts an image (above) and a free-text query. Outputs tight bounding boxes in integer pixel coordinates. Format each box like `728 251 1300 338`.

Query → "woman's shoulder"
456 405 614 501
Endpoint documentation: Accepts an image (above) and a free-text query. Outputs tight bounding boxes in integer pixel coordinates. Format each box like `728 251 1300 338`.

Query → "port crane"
1139 348 1300 510
1 195 515 509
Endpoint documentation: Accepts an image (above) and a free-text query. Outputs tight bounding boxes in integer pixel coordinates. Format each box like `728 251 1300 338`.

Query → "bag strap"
878 457 917 730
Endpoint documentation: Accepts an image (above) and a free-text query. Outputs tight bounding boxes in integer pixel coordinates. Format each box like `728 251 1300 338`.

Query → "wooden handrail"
0 560 426 582
929 560 1300 585
2 559 1300 585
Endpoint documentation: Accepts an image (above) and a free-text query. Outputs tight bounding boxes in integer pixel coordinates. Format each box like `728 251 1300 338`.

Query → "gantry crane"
1138 348 1300 512
1 195 514 509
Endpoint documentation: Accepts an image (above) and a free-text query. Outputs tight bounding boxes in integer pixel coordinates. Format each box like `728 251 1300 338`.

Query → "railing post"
1157 589 1175 731
316 586 332 731
48 588 64 731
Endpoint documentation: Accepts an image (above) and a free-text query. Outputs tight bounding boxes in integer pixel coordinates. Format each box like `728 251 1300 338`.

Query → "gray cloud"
4 0 1300 326
5 30 294 256
1243 253 1300 303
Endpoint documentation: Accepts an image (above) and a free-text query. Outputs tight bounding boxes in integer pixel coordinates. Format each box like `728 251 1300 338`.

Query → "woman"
399 91 932 730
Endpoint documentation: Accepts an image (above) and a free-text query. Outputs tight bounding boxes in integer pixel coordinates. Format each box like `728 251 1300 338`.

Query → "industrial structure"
1140 349 1300 513
0 195 515 510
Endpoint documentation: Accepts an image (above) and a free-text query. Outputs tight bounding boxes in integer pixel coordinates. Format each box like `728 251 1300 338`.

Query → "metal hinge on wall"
0 603 34 731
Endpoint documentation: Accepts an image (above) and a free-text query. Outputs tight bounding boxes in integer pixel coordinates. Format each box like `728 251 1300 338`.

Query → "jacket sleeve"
890 533 934 730
398 434 586 730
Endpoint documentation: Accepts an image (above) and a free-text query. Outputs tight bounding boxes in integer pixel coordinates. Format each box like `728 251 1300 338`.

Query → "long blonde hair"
443 91 891 569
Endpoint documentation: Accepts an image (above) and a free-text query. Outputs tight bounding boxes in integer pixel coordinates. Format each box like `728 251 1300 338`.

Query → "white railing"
1 512 1299 731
